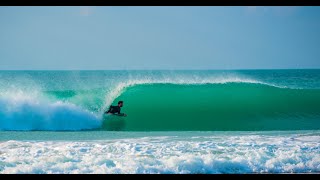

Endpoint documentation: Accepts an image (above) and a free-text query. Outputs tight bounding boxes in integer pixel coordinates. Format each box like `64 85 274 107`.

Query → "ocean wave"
1 74 319 131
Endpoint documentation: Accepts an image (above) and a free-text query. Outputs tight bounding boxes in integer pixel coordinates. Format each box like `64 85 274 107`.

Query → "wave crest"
102 75 284 111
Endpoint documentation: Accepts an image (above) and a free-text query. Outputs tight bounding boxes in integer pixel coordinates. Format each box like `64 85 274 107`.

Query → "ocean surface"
0 70 319 173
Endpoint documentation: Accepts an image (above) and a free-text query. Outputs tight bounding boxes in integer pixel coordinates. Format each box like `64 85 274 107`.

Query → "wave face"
106 83 320 131
0 70 320 131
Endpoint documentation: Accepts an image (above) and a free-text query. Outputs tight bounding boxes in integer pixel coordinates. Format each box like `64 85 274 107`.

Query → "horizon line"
0 68 320 71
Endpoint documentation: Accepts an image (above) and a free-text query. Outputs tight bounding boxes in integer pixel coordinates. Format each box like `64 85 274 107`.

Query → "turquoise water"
109 83 320 131
0 70 320 173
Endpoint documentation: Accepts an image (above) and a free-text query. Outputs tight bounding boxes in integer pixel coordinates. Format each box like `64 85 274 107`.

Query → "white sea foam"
0 90 101 131
1 133 319 174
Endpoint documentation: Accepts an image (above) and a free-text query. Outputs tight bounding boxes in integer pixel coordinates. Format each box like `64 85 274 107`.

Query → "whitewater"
1 131 319 173
0 70 320 173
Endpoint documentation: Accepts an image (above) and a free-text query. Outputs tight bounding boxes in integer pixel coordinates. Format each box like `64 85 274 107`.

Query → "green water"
104 83 320 131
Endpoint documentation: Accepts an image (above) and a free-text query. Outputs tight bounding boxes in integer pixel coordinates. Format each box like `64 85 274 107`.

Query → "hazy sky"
1 6 320 70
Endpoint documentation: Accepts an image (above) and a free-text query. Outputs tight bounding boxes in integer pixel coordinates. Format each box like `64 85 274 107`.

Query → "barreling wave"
1 75 320 131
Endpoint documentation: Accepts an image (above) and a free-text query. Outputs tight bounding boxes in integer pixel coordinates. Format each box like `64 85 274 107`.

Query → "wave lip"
102 75 284 111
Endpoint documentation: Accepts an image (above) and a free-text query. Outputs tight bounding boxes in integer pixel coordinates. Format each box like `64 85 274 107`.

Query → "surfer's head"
118 101 124 107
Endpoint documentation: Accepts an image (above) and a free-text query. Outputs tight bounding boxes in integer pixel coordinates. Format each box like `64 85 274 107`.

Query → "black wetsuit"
106 105 121 114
